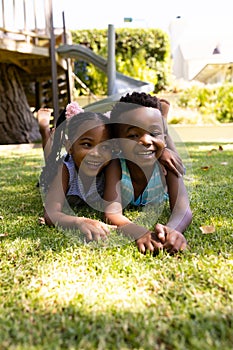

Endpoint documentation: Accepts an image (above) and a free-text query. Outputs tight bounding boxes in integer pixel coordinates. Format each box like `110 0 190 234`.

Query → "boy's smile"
116 107 166 166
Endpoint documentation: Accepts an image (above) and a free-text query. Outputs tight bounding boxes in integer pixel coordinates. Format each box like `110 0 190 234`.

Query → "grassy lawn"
0 142 233 350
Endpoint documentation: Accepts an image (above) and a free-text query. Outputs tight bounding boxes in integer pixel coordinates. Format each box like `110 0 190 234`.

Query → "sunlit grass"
0 143 233 350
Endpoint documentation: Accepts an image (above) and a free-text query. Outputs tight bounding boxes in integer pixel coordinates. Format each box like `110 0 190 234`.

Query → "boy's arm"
103 159 163 253
153 170 192 254
165 170 192 233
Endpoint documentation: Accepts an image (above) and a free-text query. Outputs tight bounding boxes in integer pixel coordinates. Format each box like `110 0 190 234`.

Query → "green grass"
0 143 233 350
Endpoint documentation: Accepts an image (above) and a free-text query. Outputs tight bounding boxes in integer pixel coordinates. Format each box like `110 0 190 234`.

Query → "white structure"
169 16 233 84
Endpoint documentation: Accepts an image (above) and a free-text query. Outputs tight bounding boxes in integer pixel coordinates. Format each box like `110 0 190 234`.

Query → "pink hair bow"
65 102 84 119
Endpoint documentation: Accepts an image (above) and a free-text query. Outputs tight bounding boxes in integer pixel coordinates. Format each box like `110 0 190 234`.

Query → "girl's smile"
70 123 112 177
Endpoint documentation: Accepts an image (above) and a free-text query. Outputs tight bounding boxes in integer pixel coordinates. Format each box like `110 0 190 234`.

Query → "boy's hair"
110 92 167 136
40 111 111 191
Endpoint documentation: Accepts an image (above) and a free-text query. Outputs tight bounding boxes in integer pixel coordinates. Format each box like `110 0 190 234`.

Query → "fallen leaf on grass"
207 149 218 156
207 145 223 155
38 217 45 225
0 232 8 237
201 165 213 170
200 225 215 234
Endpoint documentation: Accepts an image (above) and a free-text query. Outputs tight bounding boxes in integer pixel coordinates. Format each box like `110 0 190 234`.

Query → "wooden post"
46 0 59 123
62 11 71 104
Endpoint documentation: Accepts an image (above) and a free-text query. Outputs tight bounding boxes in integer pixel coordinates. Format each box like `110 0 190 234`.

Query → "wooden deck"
0 0 72 114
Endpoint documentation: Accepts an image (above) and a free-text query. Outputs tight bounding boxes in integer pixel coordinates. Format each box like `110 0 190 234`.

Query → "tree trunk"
0 63 40 144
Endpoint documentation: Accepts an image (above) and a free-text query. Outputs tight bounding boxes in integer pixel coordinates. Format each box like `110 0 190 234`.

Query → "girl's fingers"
85 231 93 243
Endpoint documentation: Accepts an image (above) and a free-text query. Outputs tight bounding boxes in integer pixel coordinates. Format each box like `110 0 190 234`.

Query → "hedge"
71 28 171 95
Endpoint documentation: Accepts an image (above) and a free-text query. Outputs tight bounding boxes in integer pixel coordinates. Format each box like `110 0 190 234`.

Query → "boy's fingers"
157 231 166 243
138 243 146 254
155 223 166 243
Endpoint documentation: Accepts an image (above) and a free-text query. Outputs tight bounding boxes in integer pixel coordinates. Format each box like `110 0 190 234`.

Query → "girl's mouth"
86 160 103 169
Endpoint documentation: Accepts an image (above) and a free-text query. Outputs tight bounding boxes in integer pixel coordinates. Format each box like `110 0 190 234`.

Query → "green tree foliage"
71 28 171 95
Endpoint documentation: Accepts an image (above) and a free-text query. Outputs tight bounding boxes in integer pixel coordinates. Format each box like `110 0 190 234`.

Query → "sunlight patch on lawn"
28 262 162 312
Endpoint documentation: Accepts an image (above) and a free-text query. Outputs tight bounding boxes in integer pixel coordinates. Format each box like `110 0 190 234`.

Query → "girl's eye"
81 142 92 148
127 133 138 139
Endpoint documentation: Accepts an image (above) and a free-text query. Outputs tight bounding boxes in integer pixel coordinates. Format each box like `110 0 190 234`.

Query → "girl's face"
69 122 112 177
116 107 166 167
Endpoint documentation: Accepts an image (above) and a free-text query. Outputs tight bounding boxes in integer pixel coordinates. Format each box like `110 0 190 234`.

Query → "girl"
40 105 115 242
104 92 192 255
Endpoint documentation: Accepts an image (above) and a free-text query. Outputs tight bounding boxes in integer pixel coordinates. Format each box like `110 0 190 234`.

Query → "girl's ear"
159 98 170 119
65 139 72 154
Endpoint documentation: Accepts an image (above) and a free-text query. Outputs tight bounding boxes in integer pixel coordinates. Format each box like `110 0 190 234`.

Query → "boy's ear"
159 98 170 119
113 139 121 155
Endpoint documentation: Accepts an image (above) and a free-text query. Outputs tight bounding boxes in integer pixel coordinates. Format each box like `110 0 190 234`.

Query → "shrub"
178 83 233 123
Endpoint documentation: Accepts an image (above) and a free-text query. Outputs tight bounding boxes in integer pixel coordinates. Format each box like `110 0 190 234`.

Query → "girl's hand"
159 148 184 177
78 218 115 242
155 223 187 254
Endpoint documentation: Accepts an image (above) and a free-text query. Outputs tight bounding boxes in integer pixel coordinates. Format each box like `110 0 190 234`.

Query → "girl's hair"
110 92 167 137
40 110 111 191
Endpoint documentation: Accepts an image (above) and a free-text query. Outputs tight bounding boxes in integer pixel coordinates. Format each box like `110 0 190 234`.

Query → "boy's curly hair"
110 92 168 137
110 92 162 123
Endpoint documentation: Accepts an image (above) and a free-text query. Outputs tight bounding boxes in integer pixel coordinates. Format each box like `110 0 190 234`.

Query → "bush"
178 83 233 123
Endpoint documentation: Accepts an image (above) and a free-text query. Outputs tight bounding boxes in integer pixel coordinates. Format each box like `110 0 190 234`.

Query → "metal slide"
57 44 154 112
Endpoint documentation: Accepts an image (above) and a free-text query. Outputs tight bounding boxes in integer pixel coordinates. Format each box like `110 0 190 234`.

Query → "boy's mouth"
137 150 154 156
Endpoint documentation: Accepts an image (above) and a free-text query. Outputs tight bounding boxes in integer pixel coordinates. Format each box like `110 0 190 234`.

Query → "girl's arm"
158 98 184 177
159 134 185 177
44 164 111 241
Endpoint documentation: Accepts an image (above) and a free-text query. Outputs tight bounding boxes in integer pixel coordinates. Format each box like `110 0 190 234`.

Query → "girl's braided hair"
40 109 111 192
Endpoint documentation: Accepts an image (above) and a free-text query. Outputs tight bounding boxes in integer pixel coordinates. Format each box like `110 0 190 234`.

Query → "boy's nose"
138 133 152 146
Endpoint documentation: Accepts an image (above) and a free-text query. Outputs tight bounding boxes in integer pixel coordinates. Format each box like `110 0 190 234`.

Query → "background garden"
72 28 233 124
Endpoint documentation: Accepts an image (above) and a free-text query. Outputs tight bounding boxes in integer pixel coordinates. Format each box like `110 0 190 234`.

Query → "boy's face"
70 122 112 177
116 107 166 167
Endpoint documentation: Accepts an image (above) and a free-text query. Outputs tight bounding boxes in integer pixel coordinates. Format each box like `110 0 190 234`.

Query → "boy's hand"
155 223 187 254
136 230 163 254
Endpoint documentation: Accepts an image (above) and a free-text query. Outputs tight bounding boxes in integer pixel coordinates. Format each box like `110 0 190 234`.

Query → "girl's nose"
89 146 101 156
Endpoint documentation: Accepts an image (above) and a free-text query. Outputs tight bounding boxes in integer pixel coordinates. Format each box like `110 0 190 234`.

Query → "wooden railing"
0 0 55 45
0 0 71 120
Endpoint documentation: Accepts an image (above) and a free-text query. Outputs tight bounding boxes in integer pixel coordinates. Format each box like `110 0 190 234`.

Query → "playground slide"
57 44 154 112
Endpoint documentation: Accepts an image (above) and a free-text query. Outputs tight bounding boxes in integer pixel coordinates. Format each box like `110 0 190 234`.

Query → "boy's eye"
150 132 161 137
